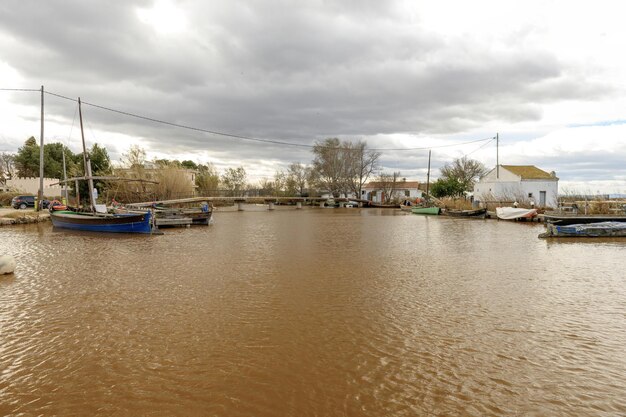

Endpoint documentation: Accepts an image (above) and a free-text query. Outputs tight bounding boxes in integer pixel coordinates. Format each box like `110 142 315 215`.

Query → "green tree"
181 160 198 170
14 136 39 177
43 143 76 180
14 137 79 180
70 143 112 205
430 177 466 198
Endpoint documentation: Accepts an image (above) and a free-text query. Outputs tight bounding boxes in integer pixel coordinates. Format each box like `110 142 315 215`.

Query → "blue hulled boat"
50 210 154 234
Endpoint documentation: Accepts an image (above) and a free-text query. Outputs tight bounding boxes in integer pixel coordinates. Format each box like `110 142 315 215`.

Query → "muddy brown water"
1 208 625 416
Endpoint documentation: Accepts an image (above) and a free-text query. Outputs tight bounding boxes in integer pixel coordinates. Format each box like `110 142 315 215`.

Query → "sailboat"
49 98 156 234
411 149 441 215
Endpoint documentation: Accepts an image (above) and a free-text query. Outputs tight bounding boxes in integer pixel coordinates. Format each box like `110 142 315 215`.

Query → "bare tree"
311 138 344 197
286 162 310 196
273 171 286 196
311 138 380 198
378 171 402 204
0 152 16 184
221 167 247 196
120 145 147 169
345 140 380 200
440 156 487 192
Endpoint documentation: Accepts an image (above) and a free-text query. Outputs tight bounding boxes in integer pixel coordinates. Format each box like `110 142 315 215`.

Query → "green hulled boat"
411 206 441 215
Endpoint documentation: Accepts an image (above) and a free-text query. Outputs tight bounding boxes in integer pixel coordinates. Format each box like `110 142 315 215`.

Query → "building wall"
474 180 558 207
363 188 423 203
481 167 520 182
5 177 63 196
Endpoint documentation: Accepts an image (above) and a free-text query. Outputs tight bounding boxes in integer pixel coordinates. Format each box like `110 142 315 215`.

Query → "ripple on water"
1 213 626 416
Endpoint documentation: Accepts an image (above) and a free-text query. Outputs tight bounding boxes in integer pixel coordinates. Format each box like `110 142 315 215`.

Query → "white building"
3 177 63 196
474 165 559 208
363 180 423 203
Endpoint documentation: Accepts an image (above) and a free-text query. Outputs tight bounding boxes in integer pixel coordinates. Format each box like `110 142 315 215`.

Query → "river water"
1 207 625 416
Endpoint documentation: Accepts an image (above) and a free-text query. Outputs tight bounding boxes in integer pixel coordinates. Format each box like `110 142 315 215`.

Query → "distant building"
363 180 423 203
3 177 63 196
474 165 559 207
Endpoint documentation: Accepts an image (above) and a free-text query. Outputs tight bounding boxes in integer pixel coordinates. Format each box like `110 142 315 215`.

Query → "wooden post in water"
75 179 80 208
37 86 44 211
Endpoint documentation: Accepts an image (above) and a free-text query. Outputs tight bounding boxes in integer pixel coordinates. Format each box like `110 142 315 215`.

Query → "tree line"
1 136 486 203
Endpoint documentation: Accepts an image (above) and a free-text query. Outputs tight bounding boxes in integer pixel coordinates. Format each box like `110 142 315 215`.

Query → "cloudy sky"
1 0 626 192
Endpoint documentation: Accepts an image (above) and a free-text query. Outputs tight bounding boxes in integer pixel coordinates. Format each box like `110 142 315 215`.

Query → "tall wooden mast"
78 98 96 212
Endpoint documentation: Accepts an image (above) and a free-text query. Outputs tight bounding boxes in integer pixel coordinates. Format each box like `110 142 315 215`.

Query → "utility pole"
425 149 431 203
37 85 44 211
496 132 499 179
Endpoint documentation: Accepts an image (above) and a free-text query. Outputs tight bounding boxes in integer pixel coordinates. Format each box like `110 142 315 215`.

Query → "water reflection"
1 209 625 416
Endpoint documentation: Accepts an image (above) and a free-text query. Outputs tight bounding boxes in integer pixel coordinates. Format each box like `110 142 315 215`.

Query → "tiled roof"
364 181 421 189
502 165 556 180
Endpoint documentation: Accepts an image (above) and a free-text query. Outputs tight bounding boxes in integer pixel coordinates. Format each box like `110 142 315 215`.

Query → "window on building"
528 193 533 198
405 190 410 197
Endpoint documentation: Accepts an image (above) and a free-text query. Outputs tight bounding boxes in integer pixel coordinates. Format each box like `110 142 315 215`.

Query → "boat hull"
543 213 626 225
540 221 626 238
155 208 213 227
50 210 154 234
496 207 537 220
411 207 441 215
443 208 487 218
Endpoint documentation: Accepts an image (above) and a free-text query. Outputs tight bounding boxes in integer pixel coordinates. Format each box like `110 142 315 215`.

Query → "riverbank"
0 208 50 226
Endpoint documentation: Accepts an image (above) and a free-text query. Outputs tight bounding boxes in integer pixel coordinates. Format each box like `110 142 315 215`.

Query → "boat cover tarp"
496 207 538 220
556 221 626 236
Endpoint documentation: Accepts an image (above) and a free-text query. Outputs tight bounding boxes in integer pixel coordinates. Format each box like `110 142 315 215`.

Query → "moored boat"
443 208 487 218
367 202 401 208
50 210 154 233
50 98 158 235
411 206 441 215
495 207 537 220
543 212 626 225
539 221 626 238
154 206 213 226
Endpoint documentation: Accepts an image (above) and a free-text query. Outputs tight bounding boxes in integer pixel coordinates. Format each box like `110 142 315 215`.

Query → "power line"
464 136 497 158
3 87 495 152
0 88 40 92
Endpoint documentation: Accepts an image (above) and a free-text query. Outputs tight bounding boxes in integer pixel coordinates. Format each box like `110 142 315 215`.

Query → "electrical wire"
3 87 495 152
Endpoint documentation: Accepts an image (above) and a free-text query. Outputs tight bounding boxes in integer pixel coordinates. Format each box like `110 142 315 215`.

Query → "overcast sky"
1 0 626 192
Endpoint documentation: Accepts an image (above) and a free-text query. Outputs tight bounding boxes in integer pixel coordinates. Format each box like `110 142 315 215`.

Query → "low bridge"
126 196 379 211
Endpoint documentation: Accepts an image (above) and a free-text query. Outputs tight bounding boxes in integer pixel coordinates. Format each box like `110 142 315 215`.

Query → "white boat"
496 207 538 220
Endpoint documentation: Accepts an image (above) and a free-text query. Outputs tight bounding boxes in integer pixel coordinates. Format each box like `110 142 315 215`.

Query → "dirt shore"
0 207 51 226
